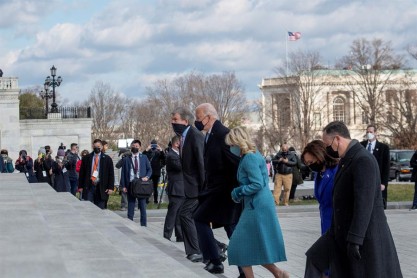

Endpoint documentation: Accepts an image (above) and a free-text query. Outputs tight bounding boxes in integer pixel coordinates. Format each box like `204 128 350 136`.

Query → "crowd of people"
2 102 416 277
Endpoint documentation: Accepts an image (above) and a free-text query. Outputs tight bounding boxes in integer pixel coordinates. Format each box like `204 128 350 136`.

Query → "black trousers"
382 184 388 209
289 182 298 200
179 198 200 255
163 195 185 240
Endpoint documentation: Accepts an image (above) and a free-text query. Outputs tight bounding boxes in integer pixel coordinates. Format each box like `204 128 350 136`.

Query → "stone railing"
0 77 19 90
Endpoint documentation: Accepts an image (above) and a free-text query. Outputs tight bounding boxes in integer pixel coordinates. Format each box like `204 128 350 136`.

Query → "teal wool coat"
228 151 287 266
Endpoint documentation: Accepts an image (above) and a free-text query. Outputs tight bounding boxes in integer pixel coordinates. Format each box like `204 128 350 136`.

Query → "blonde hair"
225 127 256 154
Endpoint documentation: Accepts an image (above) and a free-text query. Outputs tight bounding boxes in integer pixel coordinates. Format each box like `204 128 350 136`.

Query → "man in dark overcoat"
193 103 241 275
360 124 390 209
305 121 402 277
171 107 205 263
78 139 115 209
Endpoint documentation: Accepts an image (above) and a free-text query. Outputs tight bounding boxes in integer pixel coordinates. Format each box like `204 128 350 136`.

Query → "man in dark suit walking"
171 107 204 263
305 121 402 277
193 103 242 275
163 135 184 242
119 140 152 226
78 139 115 209
360 125 390 209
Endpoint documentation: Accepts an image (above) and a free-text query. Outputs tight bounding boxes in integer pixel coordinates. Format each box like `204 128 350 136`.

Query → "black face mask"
172 123 188 136
93 147 101 154
326 145 339 158
194 120 205 131
309 162 324 172
131 147 139 154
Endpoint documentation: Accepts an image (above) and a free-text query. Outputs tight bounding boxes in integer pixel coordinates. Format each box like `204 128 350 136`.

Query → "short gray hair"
196 103 219 119
171 107 194 122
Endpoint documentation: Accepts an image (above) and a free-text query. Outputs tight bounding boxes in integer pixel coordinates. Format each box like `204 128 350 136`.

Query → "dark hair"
366 124 377 132
19 150 27 156
93 139 102 145
70 143 78 149
0 149 8 155
322 121 350 139
288 146 295 152
45 145 50 150
102 140 108 146
171 135 180 145
131 139 142 146
151 139 157 144
301 140 339 167
81 149 89 157
171 107 194 123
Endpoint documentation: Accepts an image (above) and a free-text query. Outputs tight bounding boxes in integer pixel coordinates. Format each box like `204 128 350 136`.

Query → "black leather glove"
347 242 361 260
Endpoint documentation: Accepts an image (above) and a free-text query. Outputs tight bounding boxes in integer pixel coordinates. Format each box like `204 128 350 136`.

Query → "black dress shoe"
219 251 227 262
176 238 184 242
410 205 417 210
186 253 203 263
205 262 224 274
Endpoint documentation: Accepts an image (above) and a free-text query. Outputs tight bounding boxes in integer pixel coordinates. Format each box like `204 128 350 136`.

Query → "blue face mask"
230 146 241 157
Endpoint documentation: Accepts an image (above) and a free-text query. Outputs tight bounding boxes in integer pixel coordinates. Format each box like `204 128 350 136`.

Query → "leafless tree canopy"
87 72 248 148
336 38 404 125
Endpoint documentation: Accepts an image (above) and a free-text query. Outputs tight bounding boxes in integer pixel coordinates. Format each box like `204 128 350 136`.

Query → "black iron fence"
20 107 92 120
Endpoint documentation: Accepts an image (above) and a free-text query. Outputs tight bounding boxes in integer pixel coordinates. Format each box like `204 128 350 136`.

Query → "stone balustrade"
0 77 19 90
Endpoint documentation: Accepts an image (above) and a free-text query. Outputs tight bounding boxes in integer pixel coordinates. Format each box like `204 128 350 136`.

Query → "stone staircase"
0 174 215 278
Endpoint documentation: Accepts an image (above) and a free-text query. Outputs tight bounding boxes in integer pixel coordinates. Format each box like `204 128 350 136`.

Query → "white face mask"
367 133 375 140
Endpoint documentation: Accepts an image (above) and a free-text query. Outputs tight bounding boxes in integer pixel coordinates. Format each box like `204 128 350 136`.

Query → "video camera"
58 142 66 150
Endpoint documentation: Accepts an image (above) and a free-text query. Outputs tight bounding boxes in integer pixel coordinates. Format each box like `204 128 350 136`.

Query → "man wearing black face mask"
305 121 402 278
171 107 205 263
78 139 115 209
119 140 152 226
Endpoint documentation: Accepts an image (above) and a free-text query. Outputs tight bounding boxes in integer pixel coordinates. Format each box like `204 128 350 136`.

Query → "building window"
333 97 345 122
362 112 369 125
313 112 321 129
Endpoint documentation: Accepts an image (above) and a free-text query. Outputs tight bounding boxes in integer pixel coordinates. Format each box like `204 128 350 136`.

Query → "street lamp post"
44 65 63 113
39 84 53 115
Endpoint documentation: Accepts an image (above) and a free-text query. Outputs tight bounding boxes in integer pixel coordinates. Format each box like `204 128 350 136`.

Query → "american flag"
288 31 301 41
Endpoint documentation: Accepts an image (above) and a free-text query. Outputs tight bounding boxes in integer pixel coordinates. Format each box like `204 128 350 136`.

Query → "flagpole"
285 31 288 76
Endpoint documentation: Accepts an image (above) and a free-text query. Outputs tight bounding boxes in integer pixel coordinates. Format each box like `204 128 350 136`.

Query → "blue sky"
1 0 417 103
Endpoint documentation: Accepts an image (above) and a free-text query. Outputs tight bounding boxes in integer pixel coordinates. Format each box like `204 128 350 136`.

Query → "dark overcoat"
78 152 115 201
307 141 402 278
193 120 241 227
165 149 184 197
181 126 205 198
360 140 390 186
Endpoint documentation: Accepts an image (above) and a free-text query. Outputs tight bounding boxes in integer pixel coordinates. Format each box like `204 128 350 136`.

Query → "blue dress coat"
228 151 287 266
314 165 338 234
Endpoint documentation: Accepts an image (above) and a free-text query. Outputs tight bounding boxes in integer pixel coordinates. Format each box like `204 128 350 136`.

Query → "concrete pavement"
1 173 416 277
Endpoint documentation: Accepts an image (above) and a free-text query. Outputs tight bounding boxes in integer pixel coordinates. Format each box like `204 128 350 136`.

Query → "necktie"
91 154 99 181
205 132 210 143
134 155 138 174
367 143 372 152
180 136 185 157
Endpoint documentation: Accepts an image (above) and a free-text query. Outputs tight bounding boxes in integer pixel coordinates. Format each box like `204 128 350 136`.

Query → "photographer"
15 150 37 183
34 147 49 183
1 149 14 173
143 139 166 204
52 149 70 192
66 143 80 196
272 144 296 206
43 145 54 187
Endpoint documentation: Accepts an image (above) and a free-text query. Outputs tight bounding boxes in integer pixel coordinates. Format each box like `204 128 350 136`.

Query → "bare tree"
88 81 125 140
264 50 327 150
336 38 404 125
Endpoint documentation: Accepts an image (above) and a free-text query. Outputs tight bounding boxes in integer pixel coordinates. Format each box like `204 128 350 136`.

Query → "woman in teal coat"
225 127 289 278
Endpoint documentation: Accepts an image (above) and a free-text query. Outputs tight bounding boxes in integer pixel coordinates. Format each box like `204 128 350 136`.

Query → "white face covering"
367 132 375 140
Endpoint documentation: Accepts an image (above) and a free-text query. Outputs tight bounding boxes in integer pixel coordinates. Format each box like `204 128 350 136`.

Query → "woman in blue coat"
301 140 339 235
225 127 289 278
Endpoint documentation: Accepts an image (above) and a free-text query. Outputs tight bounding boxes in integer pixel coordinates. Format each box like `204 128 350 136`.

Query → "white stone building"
259 69 417 150
0 76 92 160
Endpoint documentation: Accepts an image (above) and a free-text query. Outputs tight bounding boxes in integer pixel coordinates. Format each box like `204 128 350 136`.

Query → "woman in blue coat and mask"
301 140 339 235
225 127 289 278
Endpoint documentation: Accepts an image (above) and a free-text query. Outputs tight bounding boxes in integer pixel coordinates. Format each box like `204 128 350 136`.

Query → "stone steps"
0 174 214 278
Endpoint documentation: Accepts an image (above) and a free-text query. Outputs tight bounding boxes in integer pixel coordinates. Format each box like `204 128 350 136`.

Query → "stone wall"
20 119 92 157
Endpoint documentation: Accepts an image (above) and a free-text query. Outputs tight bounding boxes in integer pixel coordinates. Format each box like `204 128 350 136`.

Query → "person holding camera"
272 144 296 206
43 145 55 187
34 147 49 183
52 149 71 192
143 139 166 204
1 149 14 173
15 150 37 183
